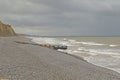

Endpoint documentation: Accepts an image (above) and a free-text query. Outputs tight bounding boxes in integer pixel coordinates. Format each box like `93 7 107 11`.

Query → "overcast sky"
0 0 120 36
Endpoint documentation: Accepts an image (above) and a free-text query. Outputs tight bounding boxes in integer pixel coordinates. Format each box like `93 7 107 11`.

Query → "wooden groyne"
14 41 67 50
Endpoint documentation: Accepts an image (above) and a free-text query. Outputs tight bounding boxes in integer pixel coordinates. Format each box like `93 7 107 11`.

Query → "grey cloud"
0 0 120 36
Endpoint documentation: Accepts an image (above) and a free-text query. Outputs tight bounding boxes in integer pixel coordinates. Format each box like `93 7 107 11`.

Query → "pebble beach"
0 36 120 80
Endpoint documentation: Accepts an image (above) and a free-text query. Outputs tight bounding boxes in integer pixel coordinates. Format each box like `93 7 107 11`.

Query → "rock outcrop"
0 21 16 36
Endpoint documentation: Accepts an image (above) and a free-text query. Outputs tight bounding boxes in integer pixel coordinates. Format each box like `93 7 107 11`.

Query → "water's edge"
27 37 120 73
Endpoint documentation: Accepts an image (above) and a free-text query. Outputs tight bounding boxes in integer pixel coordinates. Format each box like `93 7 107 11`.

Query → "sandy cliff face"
0 21 16 36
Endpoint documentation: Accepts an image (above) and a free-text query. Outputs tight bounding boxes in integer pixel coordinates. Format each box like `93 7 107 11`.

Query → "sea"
28 36 120 73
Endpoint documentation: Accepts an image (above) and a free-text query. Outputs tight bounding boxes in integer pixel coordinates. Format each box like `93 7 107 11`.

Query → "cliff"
0 21 16 36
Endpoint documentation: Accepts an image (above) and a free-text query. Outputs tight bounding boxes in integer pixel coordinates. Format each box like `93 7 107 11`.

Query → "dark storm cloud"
0 0 120 36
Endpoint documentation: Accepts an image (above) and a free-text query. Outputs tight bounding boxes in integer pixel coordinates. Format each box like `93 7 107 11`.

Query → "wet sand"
0 36 120 80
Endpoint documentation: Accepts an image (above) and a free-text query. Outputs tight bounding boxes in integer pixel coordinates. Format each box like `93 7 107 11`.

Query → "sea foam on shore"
28 36 120 73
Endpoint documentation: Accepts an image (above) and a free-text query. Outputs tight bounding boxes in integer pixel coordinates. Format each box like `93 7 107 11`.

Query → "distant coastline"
21 34 120 37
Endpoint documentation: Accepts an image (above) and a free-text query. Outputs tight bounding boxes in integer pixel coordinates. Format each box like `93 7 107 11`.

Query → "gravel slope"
0 36 120 80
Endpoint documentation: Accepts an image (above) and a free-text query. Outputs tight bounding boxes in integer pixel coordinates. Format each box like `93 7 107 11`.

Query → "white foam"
109 68 120 74
28 36 120 73
89 49 120 55
68 39 76 42
85 56 120 73
109 45 118 47
29 37 83 47
72 50 82 53
78 47 120 56
29 37 120 56
29 37 70 46
28 37 106 46
78 47 86 51
78 42 105 46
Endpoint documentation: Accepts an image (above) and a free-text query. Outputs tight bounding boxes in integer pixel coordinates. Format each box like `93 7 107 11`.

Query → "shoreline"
24 36 120 73
23 36 120 73
27 35 120 74
15 36 87 62
27 37 120 74
0 36 120 80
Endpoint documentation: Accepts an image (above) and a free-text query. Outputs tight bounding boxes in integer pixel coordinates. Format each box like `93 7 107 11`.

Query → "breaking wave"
28 36 120 73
